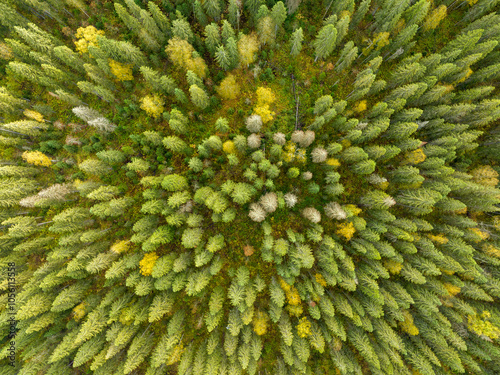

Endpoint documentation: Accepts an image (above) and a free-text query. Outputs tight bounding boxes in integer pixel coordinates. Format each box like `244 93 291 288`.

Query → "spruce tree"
290 27 304 56
313 24 338 61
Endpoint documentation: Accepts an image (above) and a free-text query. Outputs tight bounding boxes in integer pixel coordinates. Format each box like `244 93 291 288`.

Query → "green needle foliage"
1 1 500 375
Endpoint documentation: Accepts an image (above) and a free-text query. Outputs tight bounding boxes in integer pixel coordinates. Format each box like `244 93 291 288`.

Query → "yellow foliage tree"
326 158 341 167
253 86 276 123
279 277 302 306
315 273 327 287
362 32 390 55
483 243 500 258
74 25 104 54
253 104 275 123
72 302 86 321
456 67 473 83
423 5 447 31
471 165 499 187
287 304 303 317
336 222 356 241
353 100 367 113
344 204 362 216
296 317 312 338
22 151 52 167
217 74 240 100
238 32 260 67
403 148 426 165
167 344 185 365
443 282 461 296
23 109 44 122
139 252 159 276
0 43 12 60
140 94 164 118
165 37 207 78
256 87 276 105
427 233 448 244
469 227 490 242
252 311 269 335
384 259 403 275
109 59 133 81
400 310 419 336
222 140 236 154
468 311 500 339
110 240 131 254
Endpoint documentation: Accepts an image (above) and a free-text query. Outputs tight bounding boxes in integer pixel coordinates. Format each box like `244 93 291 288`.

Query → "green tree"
271 2 287 34
203 0 222 20
221 20 236 43
215 45 232 71
189 84 210 109
194 1 209 26
335 41 358 73
313 24 338 61
172 12 194 43
204 23 221 56
228 0 241 29
290 27 304 56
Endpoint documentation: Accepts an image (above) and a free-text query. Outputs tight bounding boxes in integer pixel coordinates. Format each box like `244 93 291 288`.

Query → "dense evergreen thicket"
1 0 500 374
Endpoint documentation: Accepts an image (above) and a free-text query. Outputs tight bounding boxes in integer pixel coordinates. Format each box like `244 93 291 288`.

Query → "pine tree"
221 20 236 44
78 159 112 176
256 4 270 22
245 0 264 21
53 46 85 73
387 24 418 57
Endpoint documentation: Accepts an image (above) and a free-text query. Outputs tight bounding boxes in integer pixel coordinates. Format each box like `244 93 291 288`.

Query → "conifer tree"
423 5 448 31
171 13 194 43
204 23 221 57
335 41 358 73
313 24 338 61
215 45 232 71
271 2 287 34
189 84 209 109
290 27 304 56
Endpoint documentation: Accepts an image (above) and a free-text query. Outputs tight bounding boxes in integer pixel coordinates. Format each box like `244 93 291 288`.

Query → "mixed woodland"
0 0 500 374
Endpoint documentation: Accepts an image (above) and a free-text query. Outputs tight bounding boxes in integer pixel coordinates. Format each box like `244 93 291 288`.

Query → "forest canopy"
1 0 500 374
